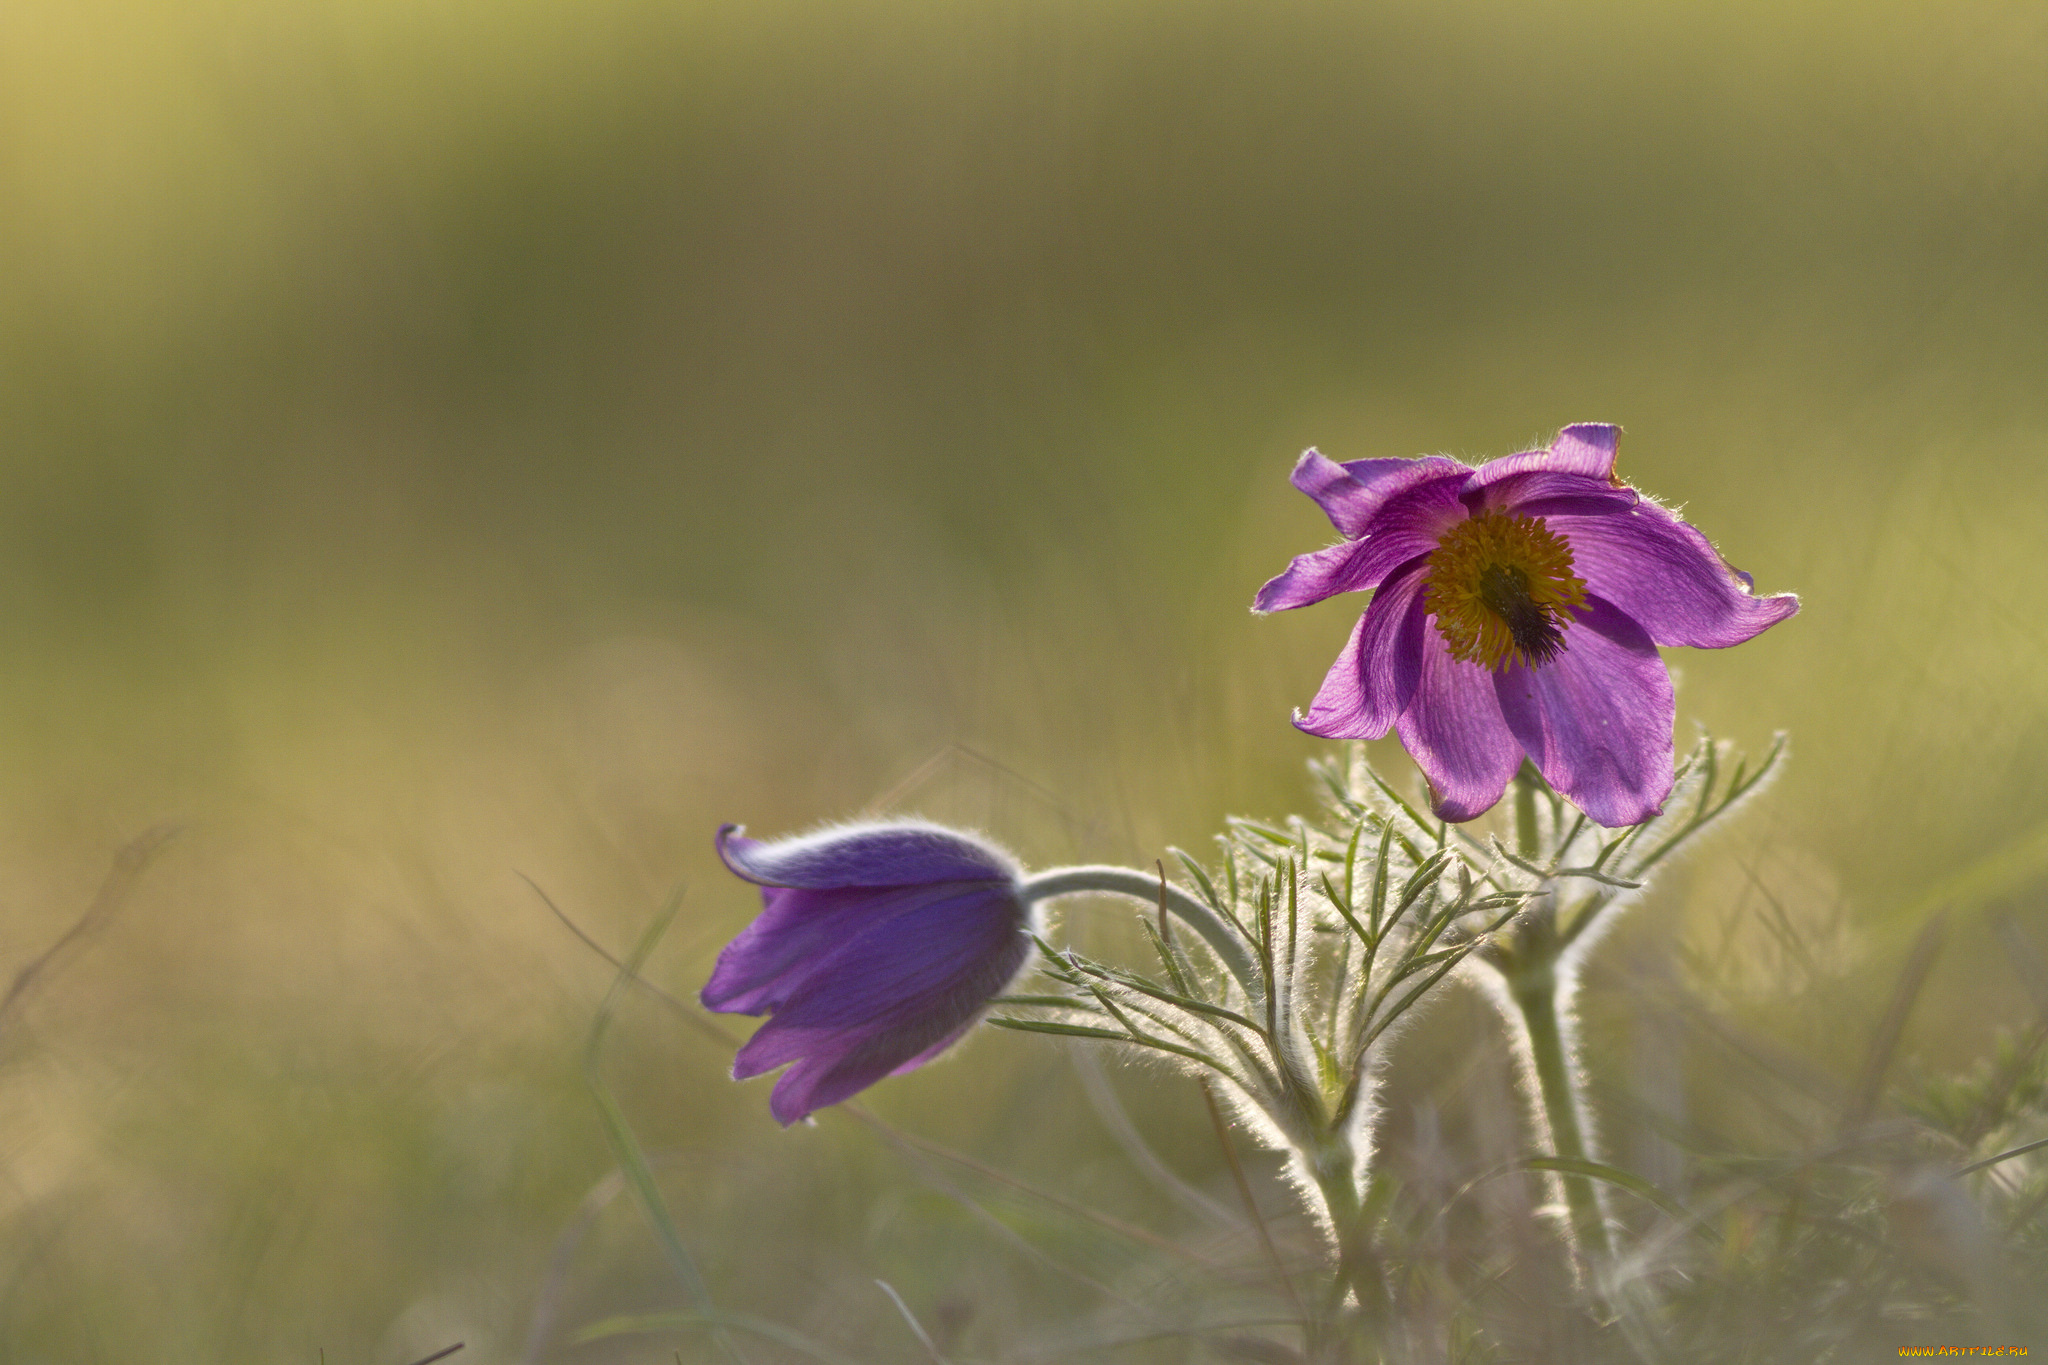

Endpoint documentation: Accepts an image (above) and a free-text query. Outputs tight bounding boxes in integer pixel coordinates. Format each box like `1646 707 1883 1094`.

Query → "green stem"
1510 966 1613 1276
1311 1143 1387 1354
1514 764 1542 861
1019 865 1260 995
1505 766 1612 1272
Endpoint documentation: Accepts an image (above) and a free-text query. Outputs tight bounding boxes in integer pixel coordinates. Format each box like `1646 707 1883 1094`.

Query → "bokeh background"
2 0 2045 1359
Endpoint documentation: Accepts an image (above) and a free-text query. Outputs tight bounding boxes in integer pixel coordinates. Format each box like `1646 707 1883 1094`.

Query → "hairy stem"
1312 1144 1386 1326
1020 864 1260 994
1509 963 1614 1277
1514 764 1542 861
1504 766 1612 1272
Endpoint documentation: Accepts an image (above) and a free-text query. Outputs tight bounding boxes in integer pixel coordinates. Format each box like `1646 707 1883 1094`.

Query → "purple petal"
888 1014 983 1076
768 1008 987 1126
1254 476 1462 612
1493 596 1674 827
1290 449 1468 538
1546 501 1800 649
716 821 1018 889
1549 424 1623 476
702 882 943 1015
1464 470 1640 520
752 885 1026 1037
1255 541 1378 614
735 886 1030 1123
766 1011 978 1125
1394 622 1524 822
1294 561 1430 738
1464 423 1621 495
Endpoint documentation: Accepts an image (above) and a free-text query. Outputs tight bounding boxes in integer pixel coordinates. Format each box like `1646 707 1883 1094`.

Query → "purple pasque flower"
704 820 1033 1124
1254 423 1797 827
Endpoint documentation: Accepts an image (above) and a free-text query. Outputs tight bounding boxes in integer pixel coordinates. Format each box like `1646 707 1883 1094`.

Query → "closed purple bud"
705 820 1032 1124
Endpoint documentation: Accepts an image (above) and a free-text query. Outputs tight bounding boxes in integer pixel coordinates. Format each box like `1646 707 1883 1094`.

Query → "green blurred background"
1 0 2044 1358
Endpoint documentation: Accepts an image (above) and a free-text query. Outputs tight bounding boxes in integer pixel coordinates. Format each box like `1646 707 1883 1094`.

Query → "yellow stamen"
1423 512 1588 671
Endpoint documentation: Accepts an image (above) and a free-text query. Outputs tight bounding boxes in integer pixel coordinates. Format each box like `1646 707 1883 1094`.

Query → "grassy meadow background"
1 0 2045 1358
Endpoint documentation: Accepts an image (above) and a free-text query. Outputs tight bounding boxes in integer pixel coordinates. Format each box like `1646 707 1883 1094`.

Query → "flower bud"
705 820 1032 1124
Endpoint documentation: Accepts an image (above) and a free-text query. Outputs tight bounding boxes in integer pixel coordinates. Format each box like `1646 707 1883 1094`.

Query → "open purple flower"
704 820 1033 1124
1254 423 1797 827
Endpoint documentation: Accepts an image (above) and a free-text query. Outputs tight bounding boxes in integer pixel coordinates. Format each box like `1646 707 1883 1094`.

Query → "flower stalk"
1018 865 1260 994
998 767 1532 1326
1471 741 1788 1296
689 421 1804 1354
1497 907 1615 1275
1507 768 1614 1276
702 732 1781 1356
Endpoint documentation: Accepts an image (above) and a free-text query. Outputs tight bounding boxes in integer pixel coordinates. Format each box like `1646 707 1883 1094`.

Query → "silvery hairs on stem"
1451 730 1787 1285
704 732 1781 1302
992 749 1537 1249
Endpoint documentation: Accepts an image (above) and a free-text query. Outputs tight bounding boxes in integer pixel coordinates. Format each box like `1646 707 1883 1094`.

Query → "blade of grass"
574 1310 864 1364
1843 911 1947 1134
1069 1041 1239 1229
1006 1318 1308 1363
837 1101 1222 1268
582 884 745 1364
517 1170 626 1365
541 871 1222 1287
875 1280 951 1365
1200 1079 1307 1337
1520 1156 1702 1232
0 823 179 1039
523 871 741 1050
1956 1134 2048 1178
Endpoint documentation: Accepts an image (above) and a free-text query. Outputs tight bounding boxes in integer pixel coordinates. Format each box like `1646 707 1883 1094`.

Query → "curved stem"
1019 865 1259 995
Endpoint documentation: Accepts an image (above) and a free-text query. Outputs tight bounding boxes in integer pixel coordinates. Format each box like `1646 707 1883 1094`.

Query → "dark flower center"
1423 513 1587 671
